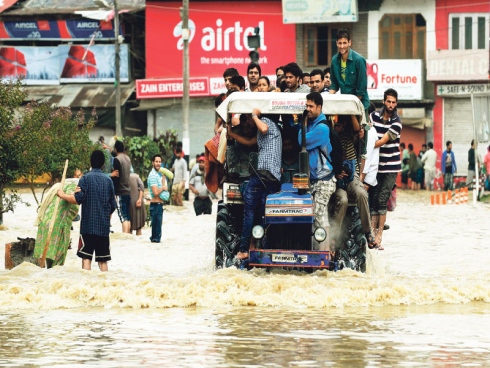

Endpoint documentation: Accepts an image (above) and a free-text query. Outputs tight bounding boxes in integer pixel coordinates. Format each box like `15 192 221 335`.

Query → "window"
449 14 489 50
304 25 348 67
379 14 426 59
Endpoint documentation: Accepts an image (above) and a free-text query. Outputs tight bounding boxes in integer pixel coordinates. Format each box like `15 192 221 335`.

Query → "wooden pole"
39 160 69 268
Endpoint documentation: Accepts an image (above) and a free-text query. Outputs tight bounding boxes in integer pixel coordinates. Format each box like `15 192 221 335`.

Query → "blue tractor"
214 93 367 272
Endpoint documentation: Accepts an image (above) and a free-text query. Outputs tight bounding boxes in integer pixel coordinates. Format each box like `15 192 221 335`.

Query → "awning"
0 0 18 13
131 98 182 111
402 117 433 130
24 82 135 108
1 0 144 15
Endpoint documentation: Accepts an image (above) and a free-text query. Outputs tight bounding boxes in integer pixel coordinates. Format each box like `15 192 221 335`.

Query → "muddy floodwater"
1 189 489 367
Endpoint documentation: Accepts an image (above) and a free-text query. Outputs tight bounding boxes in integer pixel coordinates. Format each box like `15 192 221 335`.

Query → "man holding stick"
58 150 117 271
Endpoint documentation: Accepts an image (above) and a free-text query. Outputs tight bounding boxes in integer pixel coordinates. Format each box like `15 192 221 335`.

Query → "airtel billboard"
145 1 295 83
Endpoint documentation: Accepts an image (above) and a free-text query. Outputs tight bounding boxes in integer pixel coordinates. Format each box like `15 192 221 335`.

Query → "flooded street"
1 188 490 366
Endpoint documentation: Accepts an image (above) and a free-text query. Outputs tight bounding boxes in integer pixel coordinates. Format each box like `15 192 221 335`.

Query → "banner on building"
366 59 422 100
0 45 129 84
146 1 296 80
136 77 210 99
0 0 18 14
0 19 122 40
282 0 358 24
427 50 489 82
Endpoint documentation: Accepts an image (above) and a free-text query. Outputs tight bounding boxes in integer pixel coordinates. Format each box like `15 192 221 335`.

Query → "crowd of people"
205 28 403 260
36 134 215 271
402 139 489 193
37 27 408 271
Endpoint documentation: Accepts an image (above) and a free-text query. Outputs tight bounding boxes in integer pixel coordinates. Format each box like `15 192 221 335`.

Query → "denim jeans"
117 195 131 222
444 173 454 191
149 203 163 242
239 175 280 253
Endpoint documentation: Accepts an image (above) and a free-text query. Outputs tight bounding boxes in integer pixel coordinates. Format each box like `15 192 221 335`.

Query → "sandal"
366 233 379 250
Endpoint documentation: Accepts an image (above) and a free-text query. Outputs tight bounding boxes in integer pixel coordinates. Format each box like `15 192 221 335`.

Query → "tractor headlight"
252 225 265 239
314 227 327 242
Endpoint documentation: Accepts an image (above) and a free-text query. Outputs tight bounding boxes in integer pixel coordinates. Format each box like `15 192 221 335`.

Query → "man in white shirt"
421 141 437 191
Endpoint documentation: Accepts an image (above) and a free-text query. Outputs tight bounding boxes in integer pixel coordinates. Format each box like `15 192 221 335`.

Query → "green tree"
121 130 178 183
155 130 179 168
17 102 97 205
0 79 28 225
123 135 159 182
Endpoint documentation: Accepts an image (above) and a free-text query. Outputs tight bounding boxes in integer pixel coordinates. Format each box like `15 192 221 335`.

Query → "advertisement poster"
0 46 60 85
366 59 422 100
59 44 129 83
145 1 296 80
282 0 358 24
0 19 121 40
0 45 129 84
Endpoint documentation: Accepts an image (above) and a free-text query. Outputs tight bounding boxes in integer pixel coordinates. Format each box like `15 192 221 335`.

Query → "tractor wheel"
215 201 241 269
335 206 366 272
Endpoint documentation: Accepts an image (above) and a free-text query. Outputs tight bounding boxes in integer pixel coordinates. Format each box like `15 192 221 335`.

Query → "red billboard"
145 1 295 83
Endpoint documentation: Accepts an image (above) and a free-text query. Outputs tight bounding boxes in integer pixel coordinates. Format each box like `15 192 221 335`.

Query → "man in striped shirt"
148 154 169 243
370 88 402 249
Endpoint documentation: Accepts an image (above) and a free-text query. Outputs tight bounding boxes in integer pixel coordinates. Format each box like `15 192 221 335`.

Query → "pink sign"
136 77 210 99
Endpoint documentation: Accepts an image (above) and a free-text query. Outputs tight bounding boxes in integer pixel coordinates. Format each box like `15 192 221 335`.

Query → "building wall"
147 99 216 157
431 0 490 177
352 12 368 56
435 0 489 49
367 1 436 60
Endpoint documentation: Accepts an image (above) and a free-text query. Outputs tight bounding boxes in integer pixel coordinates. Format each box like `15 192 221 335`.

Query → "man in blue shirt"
302 92 336 251
442 140 457 191
58 150 117 271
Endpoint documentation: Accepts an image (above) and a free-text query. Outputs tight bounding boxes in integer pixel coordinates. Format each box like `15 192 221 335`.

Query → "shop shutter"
444 98 473 176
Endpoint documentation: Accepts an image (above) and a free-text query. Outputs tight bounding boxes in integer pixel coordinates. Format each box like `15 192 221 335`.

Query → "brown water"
0 189 489 366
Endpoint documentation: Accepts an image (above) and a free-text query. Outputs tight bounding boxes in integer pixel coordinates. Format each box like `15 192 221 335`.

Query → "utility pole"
114 0 122 138
181 0 190 158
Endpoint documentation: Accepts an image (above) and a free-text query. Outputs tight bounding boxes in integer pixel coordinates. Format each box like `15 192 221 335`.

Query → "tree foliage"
122 130 179 183
154 130 179 168
16 103 97 205
123 135 159 182
0 78 28 224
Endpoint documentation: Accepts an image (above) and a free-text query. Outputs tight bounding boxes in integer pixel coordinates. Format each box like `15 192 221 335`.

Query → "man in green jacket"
329 28 370 160
329 28 369 111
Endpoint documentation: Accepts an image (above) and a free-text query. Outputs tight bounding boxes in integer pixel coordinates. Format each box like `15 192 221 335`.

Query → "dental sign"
143 1 295 98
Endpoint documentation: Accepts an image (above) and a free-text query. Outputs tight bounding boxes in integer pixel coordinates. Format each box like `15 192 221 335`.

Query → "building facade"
0 0 146 142
427 0 490 179
140 0 437 161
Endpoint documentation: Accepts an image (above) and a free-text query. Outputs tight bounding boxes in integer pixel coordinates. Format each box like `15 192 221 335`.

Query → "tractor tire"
334 206 366 273
215 201 241 270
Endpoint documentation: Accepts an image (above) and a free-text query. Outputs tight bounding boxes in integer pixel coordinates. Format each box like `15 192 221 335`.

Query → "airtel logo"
173 19 267 52
173 19 196 50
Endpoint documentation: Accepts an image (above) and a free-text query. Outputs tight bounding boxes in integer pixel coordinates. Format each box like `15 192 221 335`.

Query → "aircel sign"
145 1 295 81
